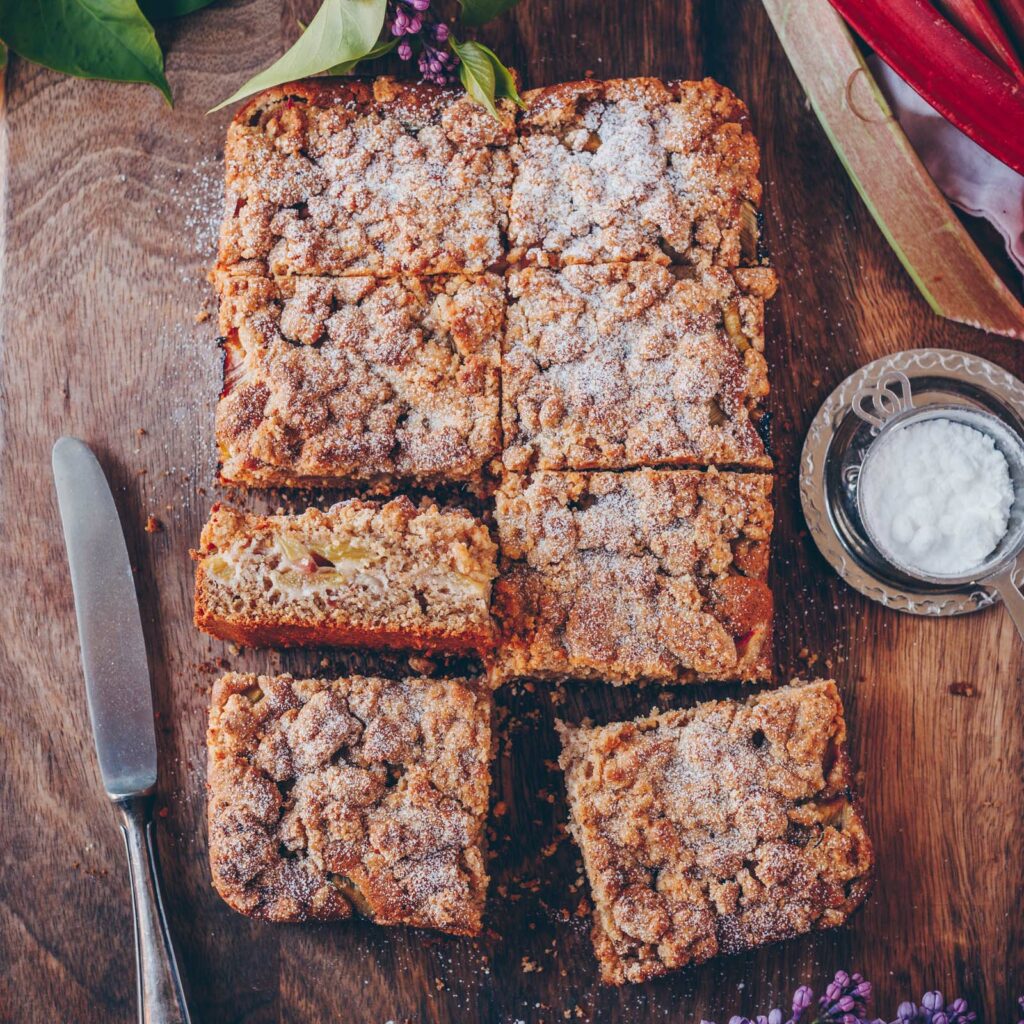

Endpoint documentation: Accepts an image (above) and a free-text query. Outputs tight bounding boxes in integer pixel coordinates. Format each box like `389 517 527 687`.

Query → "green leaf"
0 0 172 103
139 0 217 18
484 42 524 108
450 38 523 118
457 0 519 28
211 0 386 112
0 41 7 72
451 38 497 118
328 36 396 75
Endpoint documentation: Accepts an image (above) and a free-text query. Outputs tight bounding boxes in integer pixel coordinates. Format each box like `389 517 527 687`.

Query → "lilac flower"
792 986 815 1022
699 970 980 1024
894 1002 918 1024
920 993 944 1021
417 28 458 85
1017 995 1024 1024
820 972 871 1022
385 0 459 85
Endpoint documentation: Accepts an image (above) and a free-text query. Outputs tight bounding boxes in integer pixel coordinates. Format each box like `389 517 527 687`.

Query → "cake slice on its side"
509 77 764 271
502 262 776 473
208 672 493 934
492 468 773 685
558 680 874 984
194 499 497 654
214 270 504 493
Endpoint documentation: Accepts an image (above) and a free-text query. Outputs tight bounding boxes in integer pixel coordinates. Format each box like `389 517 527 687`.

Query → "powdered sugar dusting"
208 671 492 934
502 262 774 473
557 682 875 984
509 78 762 270
493 468 775 684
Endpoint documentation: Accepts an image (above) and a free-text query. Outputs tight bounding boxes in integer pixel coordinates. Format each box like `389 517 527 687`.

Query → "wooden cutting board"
1 1 1021 1020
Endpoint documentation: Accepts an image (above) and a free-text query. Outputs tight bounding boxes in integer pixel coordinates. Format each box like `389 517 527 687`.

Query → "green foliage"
210 0 387 111
0 0 522 116
450 37 523 119
327 36 396 75
0 0 171 103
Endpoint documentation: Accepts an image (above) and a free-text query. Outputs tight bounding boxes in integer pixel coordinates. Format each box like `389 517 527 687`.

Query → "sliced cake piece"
509 77 764 270
194 499 497 654
217 77 515 279
493 468 773 685
558 680 874 984
501 262 776 473
208 671 493 934
214 270 503 492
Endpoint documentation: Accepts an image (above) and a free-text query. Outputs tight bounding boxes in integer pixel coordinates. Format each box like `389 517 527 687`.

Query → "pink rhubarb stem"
932 0 1024 80
828 0 1024 174
994 0 1024 55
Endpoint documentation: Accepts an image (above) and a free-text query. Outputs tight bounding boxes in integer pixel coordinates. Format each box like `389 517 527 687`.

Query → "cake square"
508 77 763 271
217 77 515 279
214 270 504 491
557 680 874 984
194 498 497 654
492 468 773 685
501 262 776 473
207 671 493 934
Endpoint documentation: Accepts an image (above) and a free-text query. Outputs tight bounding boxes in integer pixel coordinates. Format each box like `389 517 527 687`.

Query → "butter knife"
52 436 192 1024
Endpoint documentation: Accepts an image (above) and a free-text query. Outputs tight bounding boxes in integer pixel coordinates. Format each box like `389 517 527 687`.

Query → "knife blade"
52 436 191 1024
52 435 156 798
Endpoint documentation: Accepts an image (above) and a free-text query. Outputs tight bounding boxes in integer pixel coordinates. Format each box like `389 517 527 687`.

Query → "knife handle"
116 794 192 1024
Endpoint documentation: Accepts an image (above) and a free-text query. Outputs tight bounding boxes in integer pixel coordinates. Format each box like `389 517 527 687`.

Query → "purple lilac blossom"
385 0 459 85
699 972 981 1024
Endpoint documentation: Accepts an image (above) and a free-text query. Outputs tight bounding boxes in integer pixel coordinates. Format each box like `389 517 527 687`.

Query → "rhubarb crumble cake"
558 680 874 984
217 77 515 279
208 671 492 934
492 468 773 685
194 498 497 654
501 262 776 472
213 270 503 491
508 77 763 270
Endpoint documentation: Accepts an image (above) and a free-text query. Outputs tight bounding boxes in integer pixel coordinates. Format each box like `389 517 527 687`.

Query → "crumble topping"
214 270 503 491
492 468 773 685
502 262 776 472
558 680 874 984
194 498 497 653
509 78 763 270
208 672 493 934
217 78 515 279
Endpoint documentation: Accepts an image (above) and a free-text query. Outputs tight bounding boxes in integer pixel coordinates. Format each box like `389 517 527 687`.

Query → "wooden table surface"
1 1 1022 1021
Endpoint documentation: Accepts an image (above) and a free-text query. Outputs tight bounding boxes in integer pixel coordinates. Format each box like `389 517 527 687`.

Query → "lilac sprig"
701 973 991 1024
820 971 873 1024
386 0 459 85
896 992 977 1024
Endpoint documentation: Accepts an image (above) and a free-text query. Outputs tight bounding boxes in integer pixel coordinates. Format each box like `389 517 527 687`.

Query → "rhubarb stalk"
762 0 1024 338
994 0 1024 54
932 0 1024 81
827 0 1024 175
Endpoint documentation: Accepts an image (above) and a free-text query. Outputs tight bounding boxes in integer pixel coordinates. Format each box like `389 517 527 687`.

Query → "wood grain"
0 1 1021 1021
